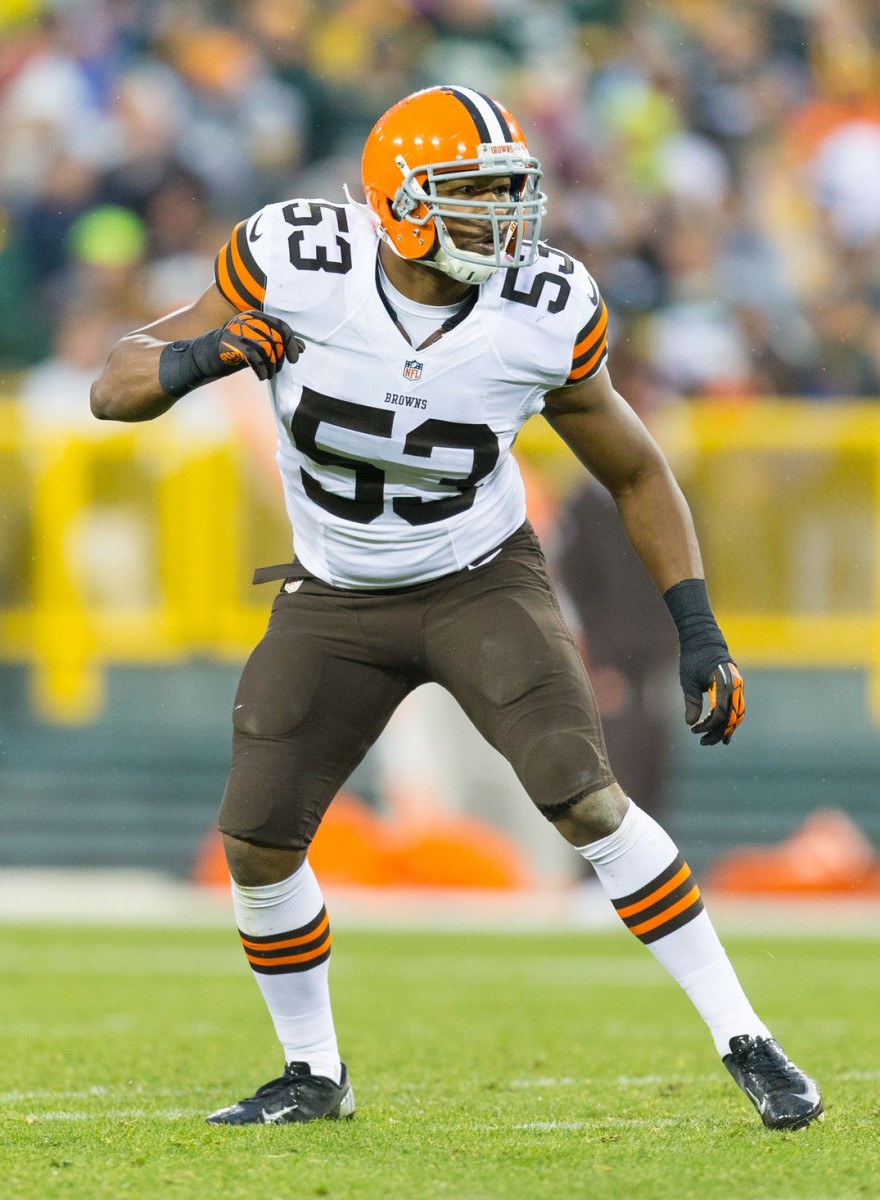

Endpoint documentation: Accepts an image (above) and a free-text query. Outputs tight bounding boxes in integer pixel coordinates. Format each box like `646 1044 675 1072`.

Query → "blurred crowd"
2 0 880 405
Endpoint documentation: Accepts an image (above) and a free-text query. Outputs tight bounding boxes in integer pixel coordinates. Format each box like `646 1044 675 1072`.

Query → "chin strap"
421 248 500 285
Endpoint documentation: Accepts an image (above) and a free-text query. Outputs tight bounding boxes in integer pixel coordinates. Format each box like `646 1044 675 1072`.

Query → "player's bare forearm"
612 460 703 592
90 332 178 422
543 366 702 593
546 367 745 744
90 284 242 422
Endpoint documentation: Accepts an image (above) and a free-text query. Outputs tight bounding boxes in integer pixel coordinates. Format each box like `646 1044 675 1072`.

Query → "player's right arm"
543 365 744 747
90 283 303 423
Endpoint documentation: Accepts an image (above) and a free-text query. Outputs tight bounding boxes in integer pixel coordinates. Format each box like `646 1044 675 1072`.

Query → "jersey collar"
373 254 480 351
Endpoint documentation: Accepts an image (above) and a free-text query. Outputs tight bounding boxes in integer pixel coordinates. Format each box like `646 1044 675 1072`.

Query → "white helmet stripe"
447 86 512 145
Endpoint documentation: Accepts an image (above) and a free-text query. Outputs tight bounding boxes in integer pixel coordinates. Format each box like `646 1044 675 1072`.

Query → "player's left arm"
542 365 744 745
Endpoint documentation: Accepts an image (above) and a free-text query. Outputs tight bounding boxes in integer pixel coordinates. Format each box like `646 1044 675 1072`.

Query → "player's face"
433 175 514 256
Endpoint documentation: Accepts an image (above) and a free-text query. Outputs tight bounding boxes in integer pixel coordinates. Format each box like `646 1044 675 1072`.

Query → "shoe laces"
253 1070 308 1102
250 1074 292 1100
741 1040 793 1091
257 1064 336 1102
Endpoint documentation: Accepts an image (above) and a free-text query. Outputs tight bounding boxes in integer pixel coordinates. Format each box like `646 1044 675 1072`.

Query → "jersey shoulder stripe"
492 245 606 391
567 296 608 383
214 219 267 311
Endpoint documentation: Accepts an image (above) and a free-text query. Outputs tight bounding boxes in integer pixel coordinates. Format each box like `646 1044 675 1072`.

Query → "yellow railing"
519 398 880 719
0 400 288 721
4 397 880 722
664 401 880 702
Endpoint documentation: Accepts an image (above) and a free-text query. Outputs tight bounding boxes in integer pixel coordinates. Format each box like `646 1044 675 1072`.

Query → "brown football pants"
219 522 615 848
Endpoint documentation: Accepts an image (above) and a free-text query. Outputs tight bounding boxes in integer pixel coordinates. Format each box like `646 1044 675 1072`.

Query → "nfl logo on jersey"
403 359 423 381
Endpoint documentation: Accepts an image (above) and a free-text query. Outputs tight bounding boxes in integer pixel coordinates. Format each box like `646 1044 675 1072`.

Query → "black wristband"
663 578 728 652
158 330 224 399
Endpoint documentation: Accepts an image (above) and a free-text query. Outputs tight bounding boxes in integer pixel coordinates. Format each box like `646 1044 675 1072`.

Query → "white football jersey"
215 200 608 588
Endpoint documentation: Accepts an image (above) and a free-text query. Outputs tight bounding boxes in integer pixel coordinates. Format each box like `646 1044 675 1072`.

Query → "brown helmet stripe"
477 91 514 141
445 86 511 145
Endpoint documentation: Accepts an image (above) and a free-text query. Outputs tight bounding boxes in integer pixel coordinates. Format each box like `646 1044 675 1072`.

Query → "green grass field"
1 922 877 1199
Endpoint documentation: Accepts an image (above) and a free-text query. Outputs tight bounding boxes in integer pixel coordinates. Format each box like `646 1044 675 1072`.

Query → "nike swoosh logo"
261 1103 298 1123
249 214 264 242
586 273 598 304
744 1087 768 1114
467 548 502 570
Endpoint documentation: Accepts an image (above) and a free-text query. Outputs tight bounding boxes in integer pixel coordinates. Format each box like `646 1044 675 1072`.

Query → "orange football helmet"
362 86 546 284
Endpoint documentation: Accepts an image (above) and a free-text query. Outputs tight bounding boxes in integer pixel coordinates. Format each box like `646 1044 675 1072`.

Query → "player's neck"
378 243 475 306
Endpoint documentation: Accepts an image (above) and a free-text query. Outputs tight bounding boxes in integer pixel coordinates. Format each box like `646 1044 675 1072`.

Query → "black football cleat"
723 1035 823 1130
206 1061 355 1125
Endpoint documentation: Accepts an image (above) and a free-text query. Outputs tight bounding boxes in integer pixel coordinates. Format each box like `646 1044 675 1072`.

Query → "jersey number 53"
289 388 500 526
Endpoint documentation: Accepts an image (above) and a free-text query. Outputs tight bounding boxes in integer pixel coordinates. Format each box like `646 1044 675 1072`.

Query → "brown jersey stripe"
213 222 266 311
612 855 686 910
567 303 608 383
245 939 332 975
239 910 330 953
231 220 266 306
638 895 705 945
566 340 607 382
214 244 254 311
571 303 608 361
572 298 606 344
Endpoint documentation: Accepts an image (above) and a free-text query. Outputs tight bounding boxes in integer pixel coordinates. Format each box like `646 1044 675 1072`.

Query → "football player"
91 86 822 1131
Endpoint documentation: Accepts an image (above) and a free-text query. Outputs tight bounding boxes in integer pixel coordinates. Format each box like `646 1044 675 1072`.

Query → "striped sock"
578 802 771 1055
231 860 341 1082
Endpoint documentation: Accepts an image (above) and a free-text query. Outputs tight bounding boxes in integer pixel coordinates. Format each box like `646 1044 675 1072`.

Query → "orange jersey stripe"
230 221 266 305
566 338 608 382
572 305 608 359
243 934 331 969
215 244 252 311
240 911 330 953
628 885 701 937
615 863 692 919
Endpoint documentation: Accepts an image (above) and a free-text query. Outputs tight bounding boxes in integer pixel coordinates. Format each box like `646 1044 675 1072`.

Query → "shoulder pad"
496 243 608 388
215 200 362 316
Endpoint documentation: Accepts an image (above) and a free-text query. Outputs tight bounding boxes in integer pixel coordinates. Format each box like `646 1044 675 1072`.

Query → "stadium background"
2 0 880 905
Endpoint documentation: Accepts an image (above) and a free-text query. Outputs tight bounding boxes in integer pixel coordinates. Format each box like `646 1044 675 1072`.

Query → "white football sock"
231 859 341 1082
578 801 771 1056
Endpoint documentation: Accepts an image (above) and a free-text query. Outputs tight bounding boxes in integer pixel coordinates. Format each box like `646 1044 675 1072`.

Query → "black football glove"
159 311 304 397
216 311 304 382
682 659 745 746
664 578 745 746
